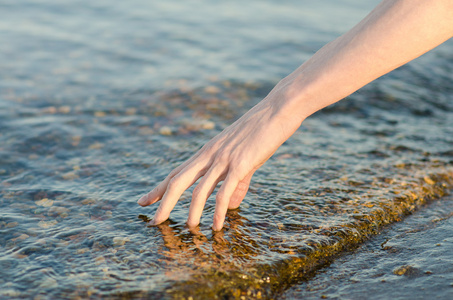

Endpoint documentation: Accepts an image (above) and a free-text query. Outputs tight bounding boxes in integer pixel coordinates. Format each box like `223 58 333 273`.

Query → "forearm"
271 0 453 126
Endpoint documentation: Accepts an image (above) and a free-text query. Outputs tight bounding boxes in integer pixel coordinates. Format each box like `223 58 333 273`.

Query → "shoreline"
282 193 453 299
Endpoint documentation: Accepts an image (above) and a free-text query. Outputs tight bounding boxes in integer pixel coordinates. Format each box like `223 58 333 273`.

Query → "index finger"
151 159 210 225
137 149 205 206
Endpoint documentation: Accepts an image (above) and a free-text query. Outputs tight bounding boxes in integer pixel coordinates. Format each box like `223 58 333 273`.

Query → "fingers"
212 174 240 231
186 166 225 228
137 152 202 206
139 141 254 230
228 171 254 209
142 163 252 230
150 161 208 225
137 180 168 206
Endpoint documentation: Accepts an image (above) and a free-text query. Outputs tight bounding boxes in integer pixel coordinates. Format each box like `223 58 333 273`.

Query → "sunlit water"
1 0 452 299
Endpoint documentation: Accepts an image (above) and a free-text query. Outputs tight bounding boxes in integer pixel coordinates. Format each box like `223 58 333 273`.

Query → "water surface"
1 0 452 299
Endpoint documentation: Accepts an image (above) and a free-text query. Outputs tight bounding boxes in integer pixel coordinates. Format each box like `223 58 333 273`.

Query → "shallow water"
1 0 453 299
282 195 453 300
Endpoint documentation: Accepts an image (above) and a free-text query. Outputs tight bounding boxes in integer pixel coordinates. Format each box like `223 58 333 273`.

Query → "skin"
138 0 453 231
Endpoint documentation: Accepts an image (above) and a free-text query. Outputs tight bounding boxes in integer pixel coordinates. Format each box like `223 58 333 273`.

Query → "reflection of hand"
138 91 301 230
142 209 256 266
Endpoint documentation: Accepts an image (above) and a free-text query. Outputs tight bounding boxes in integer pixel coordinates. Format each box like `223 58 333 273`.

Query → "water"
282 195 453 300
1 0 452 299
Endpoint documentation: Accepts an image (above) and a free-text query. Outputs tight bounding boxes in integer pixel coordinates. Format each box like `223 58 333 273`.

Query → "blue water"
1 0 452 298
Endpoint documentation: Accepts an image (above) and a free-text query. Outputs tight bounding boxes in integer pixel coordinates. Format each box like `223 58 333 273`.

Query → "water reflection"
137 209 279 298
139 208 259 273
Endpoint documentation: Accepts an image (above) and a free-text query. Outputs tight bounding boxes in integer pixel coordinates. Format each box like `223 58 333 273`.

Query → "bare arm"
138 0 453 230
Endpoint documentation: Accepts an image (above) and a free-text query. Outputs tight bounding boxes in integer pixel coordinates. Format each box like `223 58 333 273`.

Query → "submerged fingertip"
228 203 240 210
211 221 224 231
186 219 199 228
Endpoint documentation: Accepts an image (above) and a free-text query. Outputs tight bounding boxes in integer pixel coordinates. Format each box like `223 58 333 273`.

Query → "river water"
1 0 452 299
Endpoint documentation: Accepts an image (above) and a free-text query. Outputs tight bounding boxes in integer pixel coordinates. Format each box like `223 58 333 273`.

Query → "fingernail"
148 219 156 226
137 195 147 205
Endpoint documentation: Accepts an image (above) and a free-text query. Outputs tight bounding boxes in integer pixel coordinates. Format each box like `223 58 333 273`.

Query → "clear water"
282 195 453 300
1 0 452 299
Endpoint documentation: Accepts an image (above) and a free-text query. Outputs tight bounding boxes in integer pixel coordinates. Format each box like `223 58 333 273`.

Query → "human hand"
137 92 300 231
138 0 453 231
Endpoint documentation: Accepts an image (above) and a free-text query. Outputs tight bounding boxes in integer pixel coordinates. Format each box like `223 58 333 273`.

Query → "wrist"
264 73 314 128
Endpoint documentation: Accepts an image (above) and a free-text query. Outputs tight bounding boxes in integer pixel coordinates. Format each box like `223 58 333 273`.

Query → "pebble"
125 108 137 115
12 234 30 241
204 86 221 94
0 289 21 297
58 106 71 114
76 248 90 254
113 237 130 246
159 126 172 136
71 136 82 146
182 119 215 132
38 220 58 229
88 142 104 150
41 106 57 114
81 198 96 205
423 176 435 185
6 222 18 228
95 256 106 265
61 172 79 180
36 198 54 207
393 265 419 276
14 253 28 259
48 206 70 218
68 272 91 279
200 120 215 130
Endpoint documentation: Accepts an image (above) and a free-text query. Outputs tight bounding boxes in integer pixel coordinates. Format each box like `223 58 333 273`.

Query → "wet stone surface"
282 195 453 300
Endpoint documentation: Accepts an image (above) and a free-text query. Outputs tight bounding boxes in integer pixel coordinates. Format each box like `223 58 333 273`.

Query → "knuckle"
236 182 249 193
192 185 202 199
200 142 214 153
200 140 219 156
215 149 230 164
152 184 163 194
215 191 227 205
167 175 181 189
215 191 224 202
232 156 249 176
168 169 180 179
